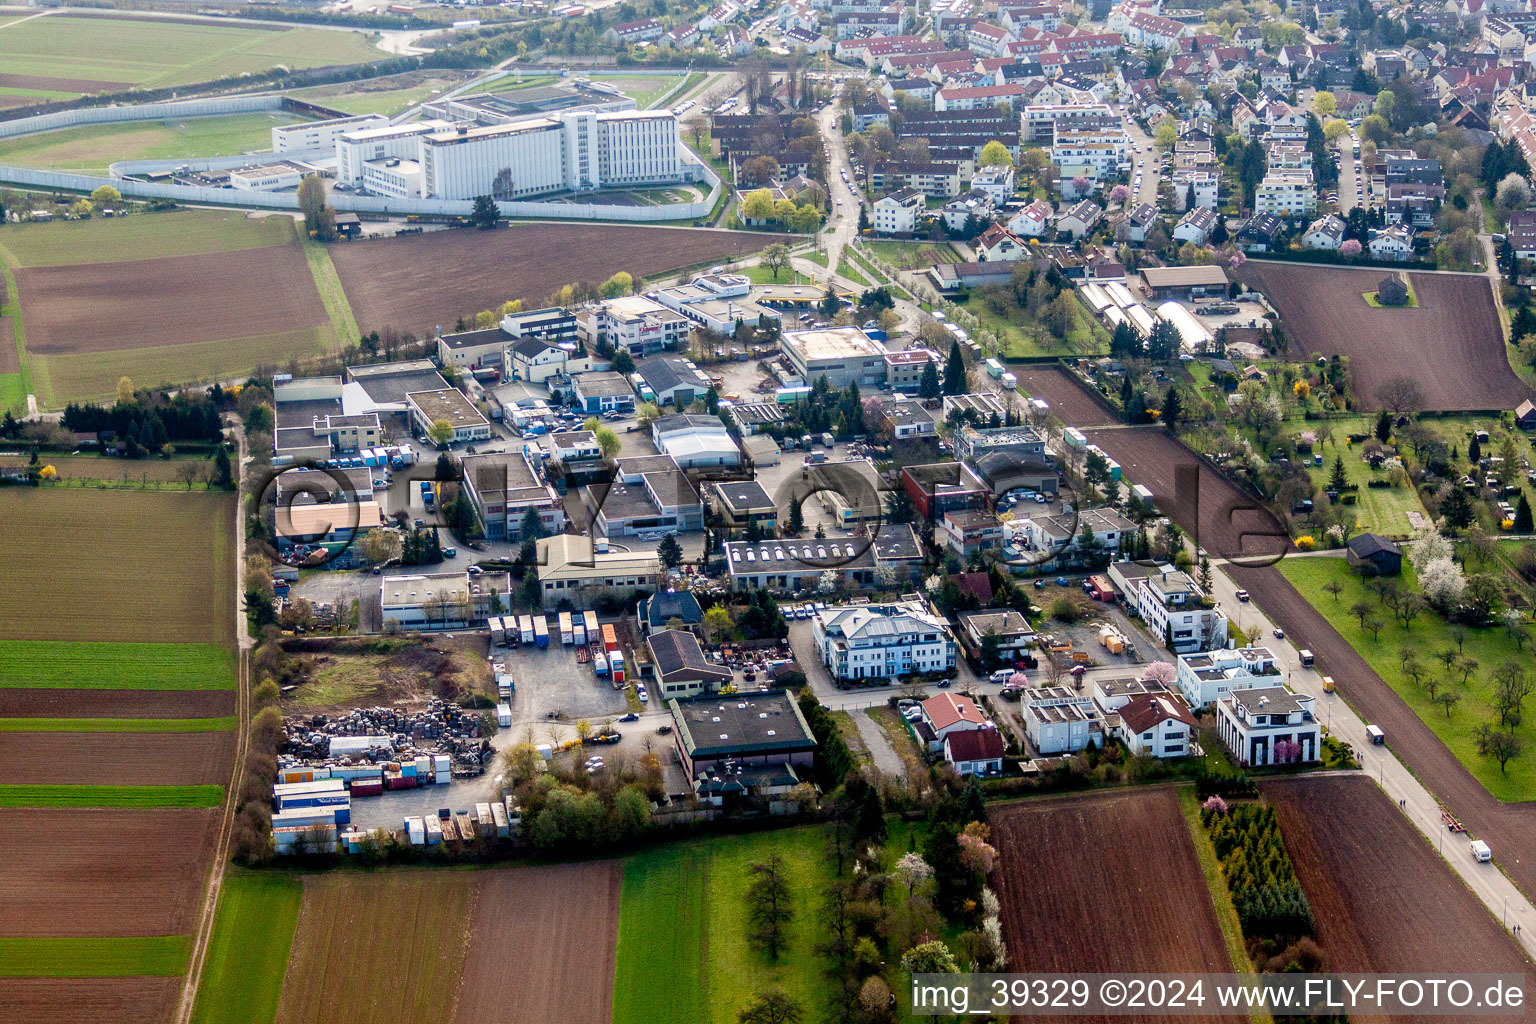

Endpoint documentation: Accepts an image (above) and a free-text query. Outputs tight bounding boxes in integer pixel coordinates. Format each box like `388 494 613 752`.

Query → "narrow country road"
1214 558 1536 956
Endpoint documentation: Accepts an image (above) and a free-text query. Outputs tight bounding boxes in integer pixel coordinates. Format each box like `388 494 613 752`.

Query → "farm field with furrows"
0 485 238 1023
1263 775 1532 1022
0 489 235 644
0 731 235 786
1235 261 1524 411
0 809 222 936
988 788 1234 1023
0 14 385 95
0 211 342 404
1081 425 1291 563
1011 364 1120 426
330 223 772 336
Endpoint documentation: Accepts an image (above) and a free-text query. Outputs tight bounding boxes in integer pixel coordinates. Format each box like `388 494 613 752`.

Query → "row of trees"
1202 801 1318 968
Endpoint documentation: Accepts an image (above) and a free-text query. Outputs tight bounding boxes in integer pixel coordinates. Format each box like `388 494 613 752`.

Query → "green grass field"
0 716 235 731
191 873 302 1024
470 72 558 95
0 783 224 807
295 81 448 116
586 73 685 109
1277 555 1536 801
32 324 334 406
0 641 236 689
0 15 385 92
0 111 309 175
1302 439 1427 538
955 291 1109 358
835 255 870 287
0 935 191 977
0 209 296 268
862 239 959 268
613 827 837 1024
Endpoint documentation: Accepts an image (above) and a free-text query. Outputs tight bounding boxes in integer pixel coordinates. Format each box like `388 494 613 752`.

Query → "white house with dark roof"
943 728 1006 775
1302 213 1347 250
1216 685 1319 766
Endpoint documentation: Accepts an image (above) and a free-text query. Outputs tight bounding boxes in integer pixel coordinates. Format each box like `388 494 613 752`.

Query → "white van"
989 669 1016 684
1470 839 1493 863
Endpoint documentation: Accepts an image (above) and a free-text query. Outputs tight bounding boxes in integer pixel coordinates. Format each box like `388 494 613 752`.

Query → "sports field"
0 14 386 93
0 110 310 175
0 210 346 405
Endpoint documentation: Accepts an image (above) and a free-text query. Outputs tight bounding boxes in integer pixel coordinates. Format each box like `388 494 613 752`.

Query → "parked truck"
985 358 1004 379
519 615 535 644
558 611 574 645
533 615 549 648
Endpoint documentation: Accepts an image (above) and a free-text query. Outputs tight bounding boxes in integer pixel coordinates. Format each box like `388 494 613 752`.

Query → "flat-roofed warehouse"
406 388 491 444
667 689 818 776
779 326 888 388
1137 265 1229 300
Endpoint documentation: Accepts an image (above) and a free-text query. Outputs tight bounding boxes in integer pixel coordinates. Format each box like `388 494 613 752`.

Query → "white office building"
419 109 682 200
336 119 454 187
273 113 388 155
812 601 957 681
1216 686 1320 766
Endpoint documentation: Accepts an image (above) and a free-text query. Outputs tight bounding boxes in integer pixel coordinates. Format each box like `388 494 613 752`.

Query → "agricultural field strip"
0 641 236 688
0 935 191 977
0 783 224 807
0 717 234 731
189 874 301 1024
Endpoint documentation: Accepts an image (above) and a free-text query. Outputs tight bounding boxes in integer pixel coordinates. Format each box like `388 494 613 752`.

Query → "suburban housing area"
6 0 1536 1020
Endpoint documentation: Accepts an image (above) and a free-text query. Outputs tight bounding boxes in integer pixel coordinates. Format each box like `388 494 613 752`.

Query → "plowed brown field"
0 731 234 785
989 788 1230 1024
14 243 328 354
331 224 771 335
1262 775 1532 1022
0 688 232 718
0 808 220 936
1235 262 1525 411
1011 365 1119 426
1083 426 1290 563
453 861 621 1024
2 977 181 1024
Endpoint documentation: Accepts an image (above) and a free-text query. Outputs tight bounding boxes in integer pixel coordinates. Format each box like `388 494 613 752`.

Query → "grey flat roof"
669 689 816 757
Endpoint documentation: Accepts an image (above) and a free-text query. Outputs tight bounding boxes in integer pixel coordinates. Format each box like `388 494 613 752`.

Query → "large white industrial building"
335 108 684 201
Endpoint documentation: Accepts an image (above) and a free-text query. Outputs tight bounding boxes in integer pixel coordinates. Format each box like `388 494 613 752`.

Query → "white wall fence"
0 95 284 141
1 150 723 223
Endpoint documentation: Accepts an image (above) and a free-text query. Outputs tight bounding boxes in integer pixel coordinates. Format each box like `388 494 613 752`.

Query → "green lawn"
613 827 838 1024
0 209 296 268
0 784 224 808
953 291 1109 358
862 239 959 269
585 73 685 110
0 716 234 732
0 15 385 91
0 111 309 175
1362 281 1418 308
0 935 191 977
1276 555 1536 801
191 873 302 1024
302 236 360 346
470 73 559 95
734 264 815 286
0 641 236 689
835 255 870 287
1302 438 1426 539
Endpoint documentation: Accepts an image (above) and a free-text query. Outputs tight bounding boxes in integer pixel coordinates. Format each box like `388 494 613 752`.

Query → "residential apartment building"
1127 568 1227 654
1216 686 1320 766
1113 694 1196 758
1175 645 1281 709
812 601 958 681
938 509 1005 559
873 185 925 234
1254 170 1317 217
1023 687 1104 754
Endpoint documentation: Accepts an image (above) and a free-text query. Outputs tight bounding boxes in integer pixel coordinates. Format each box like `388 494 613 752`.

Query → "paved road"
851 709 908 780
1211 558 1536 955
1123 110 1161 208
